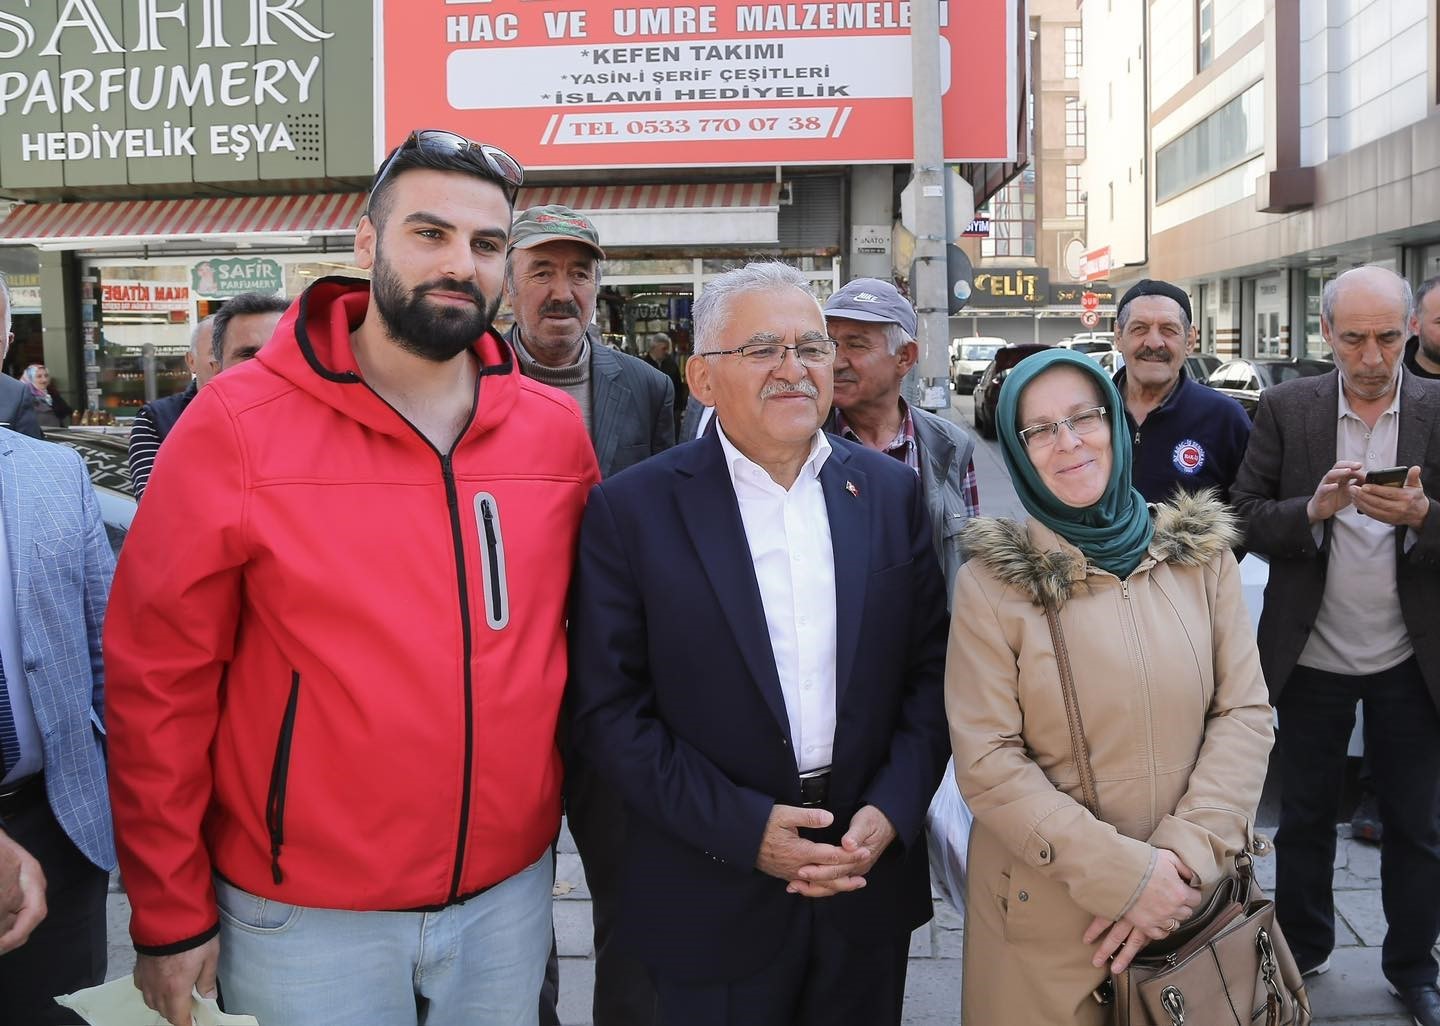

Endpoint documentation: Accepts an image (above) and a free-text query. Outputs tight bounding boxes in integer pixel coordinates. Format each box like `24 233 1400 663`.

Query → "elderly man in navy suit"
568 261 949 1026
0 427 116 1023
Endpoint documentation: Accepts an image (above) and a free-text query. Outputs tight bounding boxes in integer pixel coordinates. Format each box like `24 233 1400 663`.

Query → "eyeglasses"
1018 405 1108 449
701 339 837 368
367 130 525 210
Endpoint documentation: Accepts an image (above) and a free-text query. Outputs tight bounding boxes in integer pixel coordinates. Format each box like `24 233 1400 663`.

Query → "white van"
950 337 1007 394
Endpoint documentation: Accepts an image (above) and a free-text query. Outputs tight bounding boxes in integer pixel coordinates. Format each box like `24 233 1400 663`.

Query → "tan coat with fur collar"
947 492 1274 1023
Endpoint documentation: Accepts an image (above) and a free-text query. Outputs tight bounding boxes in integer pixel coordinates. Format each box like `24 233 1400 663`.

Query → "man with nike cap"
824 277 978 605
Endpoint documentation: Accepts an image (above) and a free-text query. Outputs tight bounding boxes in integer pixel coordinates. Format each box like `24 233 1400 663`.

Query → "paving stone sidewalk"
101 820 1413 1024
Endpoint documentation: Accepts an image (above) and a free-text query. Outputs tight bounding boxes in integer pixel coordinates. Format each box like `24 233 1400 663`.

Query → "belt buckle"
798 770 829 808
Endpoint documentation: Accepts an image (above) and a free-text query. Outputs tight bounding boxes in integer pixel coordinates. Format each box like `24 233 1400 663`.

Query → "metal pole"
911 0 950 411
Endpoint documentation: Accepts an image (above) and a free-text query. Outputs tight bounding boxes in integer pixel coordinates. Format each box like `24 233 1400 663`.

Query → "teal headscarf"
996 349 1154 579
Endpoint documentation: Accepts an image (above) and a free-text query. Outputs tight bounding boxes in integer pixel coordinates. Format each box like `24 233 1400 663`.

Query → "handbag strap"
1043 603 1102 820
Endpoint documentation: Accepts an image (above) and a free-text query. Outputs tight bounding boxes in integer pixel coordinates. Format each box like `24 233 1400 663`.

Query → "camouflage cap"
508 204 605 259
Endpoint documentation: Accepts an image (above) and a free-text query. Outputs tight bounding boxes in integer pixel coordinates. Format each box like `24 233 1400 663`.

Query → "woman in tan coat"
947 349 1275 1022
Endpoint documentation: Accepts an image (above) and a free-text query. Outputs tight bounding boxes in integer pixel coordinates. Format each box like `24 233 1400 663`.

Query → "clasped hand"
755 803 896 898
1083 849 1201 974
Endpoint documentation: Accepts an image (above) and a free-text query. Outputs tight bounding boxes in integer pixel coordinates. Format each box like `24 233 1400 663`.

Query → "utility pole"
910 0 950 411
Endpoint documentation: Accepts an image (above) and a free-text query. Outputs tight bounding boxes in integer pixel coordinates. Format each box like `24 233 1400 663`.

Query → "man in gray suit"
0 427 116 1022
504 204 672 1026
0 275 43 440
823 278 978 604
1233 265 1440 1026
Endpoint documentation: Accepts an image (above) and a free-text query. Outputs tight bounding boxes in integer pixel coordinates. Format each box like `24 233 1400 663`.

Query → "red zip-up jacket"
105 278 600 953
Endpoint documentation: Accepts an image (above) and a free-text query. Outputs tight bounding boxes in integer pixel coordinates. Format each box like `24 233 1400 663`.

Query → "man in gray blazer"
0 276 43 440
823 278 978 606
505 204 673 1026
1232 265 1440 1026
0 427 116 1022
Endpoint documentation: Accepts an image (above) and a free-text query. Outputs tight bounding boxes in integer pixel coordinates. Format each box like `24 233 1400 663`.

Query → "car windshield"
1261 362 1330 385
1067 340 1112 354
961 343 1003 361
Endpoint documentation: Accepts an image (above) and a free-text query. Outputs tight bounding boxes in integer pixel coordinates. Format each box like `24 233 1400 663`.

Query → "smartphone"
1365 466 1409 487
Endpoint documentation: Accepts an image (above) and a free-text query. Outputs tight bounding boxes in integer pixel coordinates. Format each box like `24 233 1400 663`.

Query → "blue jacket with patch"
1117 367 1252 504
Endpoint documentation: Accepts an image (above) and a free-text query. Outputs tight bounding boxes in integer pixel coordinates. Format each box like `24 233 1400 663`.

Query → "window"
1065 97 1086 147
1066 165 1085 218
1197 0 1214 70
1064 26 1082 78
1155 82 1264 202
980 169 1036 259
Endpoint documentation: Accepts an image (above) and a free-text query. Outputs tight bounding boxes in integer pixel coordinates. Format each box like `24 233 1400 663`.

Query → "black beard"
371 255 499 363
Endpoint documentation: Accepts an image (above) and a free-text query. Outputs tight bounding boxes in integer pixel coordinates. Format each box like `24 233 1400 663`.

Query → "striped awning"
0 181 781 250
0 193 367 248
516 181 781 211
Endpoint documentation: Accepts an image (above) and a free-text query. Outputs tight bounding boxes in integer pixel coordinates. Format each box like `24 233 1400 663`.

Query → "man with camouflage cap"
505 204 672 1026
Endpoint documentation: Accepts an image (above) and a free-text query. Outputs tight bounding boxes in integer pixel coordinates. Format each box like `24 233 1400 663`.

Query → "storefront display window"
1303 267 1337 359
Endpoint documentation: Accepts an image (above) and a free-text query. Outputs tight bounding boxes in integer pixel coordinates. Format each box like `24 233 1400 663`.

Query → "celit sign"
969 267 1048 307
192 257 284 299
0 1 373 190
381 0 1020 169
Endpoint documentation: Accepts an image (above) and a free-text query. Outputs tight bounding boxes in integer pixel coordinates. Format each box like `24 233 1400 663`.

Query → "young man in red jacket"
104 132 600 1026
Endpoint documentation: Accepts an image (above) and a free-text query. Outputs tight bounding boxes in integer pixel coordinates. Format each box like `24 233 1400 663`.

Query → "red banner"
380 0 1017 170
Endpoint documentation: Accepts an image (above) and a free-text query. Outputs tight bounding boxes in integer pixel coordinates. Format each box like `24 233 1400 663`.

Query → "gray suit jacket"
0 428 116 869
1232 370 1440 713
0 374 43 439
679 394 708 443
591 340 676 479
911 407 977 608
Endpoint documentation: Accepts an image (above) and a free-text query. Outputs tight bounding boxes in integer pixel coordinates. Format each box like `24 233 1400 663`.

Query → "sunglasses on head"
367 130 525 210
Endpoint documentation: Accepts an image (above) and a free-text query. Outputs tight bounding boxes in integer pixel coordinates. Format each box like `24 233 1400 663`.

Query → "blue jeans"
215 852 553 1026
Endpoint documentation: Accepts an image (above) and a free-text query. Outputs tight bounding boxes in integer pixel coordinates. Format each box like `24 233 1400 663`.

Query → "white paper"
55 977 258 1026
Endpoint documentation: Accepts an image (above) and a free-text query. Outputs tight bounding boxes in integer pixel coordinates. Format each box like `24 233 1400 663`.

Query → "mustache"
539 300 583 318
760 378 820 399
1133 348 1173 362
415 278 485 306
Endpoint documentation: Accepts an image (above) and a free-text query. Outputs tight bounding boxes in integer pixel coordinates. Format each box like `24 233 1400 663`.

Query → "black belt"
0 774 44 819
799 771 830 808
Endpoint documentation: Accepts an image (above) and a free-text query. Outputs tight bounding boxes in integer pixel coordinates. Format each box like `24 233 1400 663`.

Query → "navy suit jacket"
568 430 949 984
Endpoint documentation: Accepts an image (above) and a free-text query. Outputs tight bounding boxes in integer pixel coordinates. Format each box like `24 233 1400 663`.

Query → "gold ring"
1165 918 1179 933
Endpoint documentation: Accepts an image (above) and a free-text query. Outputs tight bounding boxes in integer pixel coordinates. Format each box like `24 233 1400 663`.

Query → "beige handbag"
1042 605 1312 1026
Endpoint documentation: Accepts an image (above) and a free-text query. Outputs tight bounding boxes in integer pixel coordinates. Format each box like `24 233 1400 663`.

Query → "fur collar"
959 490 1239 608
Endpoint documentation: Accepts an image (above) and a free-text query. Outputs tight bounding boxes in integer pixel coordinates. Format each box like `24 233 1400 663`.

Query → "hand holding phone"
1351 465 1430 530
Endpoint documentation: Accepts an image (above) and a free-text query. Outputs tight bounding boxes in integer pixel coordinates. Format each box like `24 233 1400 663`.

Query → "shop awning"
0 193 367 249
518 182 782 248
0 181 782 251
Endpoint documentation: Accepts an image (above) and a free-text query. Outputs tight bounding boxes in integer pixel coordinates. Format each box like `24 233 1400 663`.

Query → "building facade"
0 1 1026 415
1082 0 1440 360
953 0 1119 346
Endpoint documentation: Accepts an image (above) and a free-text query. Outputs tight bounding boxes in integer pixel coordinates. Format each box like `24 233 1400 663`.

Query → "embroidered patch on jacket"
1171 439 1206 475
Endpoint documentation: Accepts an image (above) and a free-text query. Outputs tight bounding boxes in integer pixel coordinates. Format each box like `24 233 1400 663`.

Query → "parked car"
44 427 136 554
950 337 1006 394
1185 353 1222 383
1090 350 1124 377
972 344 1053 440
1057 331 1115 355
1206 357 1332 417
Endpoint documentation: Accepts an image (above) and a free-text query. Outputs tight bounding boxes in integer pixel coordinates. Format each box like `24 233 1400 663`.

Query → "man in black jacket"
504 204 672 1026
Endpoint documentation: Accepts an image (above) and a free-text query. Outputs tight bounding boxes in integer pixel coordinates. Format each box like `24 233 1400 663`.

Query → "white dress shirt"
716 423 838 774
0 504 43 784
